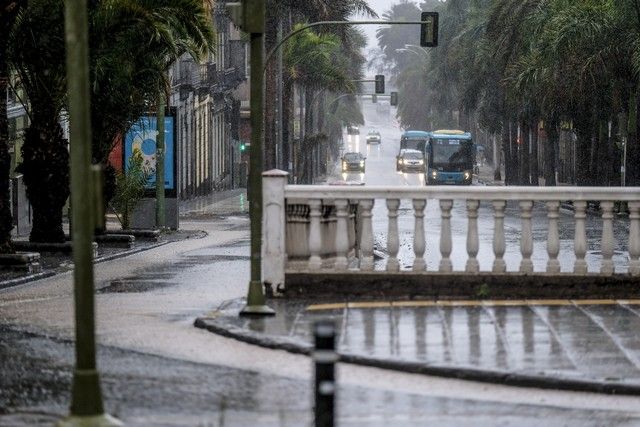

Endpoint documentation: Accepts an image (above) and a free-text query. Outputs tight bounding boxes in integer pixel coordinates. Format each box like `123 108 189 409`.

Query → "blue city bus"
396 130 430 171
425 130 475 185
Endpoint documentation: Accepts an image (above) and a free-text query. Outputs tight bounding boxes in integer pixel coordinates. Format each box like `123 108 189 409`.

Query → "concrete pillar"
262 169 289 293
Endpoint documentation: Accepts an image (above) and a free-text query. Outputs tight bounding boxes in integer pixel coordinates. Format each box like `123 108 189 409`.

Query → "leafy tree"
6 0 213 243
9 0 69 242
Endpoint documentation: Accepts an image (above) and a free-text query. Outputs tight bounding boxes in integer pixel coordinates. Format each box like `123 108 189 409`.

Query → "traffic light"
240 142 246 152
420 12 439 47
390 91 398 106
225 1 264 33
372 94 377 103
375 75 385 94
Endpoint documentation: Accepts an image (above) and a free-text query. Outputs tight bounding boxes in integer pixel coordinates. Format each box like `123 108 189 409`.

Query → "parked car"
396 149 425 173
341 152 366 172
366 130 381 144
347 125 360 135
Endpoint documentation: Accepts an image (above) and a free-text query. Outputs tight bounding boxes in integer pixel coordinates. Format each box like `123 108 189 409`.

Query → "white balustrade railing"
262 170 640 291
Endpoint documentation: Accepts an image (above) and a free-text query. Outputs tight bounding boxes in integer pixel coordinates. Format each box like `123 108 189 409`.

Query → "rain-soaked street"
341 103 631 273
2 211 640 425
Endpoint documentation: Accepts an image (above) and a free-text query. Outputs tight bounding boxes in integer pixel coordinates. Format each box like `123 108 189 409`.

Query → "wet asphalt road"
341 104 630 273
3 326 640 426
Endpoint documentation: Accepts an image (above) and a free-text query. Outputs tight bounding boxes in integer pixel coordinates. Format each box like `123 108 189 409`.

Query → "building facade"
169 2 247 199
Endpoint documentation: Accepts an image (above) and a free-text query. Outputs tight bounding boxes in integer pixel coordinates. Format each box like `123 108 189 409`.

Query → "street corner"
194 296 640 396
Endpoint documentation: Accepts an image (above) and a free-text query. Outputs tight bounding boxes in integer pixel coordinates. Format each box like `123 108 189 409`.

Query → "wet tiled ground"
217 300 640 385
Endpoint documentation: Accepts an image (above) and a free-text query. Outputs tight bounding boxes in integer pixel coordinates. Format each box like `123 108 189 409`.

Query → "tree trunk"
0 44 13 253
544 120 558 186
493 134 501 181
530 120 539 186
520 121 530 185
501 121 512 185
629 89 640 186
18 114 70 243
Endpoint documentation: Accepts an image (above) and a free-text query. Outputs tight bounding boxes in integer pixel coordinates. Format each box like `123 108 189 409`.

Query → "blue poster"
124 115 175 190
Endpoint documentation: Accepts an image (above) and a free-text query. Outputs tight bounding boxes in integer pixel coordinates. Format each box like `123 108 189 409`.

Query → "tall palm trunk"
18 108 69 243
530 120 539 186
0 44 13 253
544 118 558 186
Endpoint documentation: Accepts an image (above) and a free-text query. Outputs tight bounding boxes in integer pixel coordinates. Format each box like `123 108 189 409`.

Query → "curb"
0 271 57 291
194 316 640 396
0 241 170 291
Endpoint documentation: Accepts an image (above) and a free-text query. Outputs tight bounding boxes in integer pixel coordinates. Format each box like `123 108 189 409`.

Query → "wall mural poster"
124 115 175 191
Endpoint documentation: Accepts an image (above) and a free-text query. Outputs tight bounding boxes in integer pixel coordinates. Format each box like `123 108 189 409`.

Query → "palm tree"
9 0 69 243
6 0 214 243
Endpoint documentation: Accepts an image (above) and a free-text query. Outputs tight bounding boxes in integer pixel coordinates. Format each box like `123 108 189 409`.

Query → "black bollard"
314 320 337 427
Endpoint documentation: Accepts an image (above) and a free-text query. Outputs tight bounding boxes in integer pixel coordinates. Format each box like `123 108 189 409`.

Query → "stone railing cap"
263 169 289 177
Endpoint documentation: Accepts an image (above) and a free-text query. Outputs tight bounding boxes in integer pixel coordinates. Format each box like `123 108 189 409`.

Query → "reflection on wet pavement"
226 300 640 386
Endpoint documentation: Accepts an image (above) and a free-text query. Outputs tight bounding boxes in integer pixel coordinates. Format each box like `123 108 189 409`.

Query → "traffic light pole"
264 20 436 71
59 0 120 425
240 0 275 316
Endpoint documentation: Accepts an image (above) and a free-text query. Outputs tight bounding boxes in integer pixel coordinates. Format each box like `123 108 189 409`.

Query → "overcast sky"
358 0 397 51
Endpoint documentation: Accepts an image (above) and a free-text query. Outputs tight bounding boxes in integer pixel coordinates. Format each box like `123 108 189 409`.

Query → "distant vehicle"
341 152 366 173
366 130 381 144
376 100 390 115
347 125 360 135
397 149 425 173
396 130 430 170
425 130 475 185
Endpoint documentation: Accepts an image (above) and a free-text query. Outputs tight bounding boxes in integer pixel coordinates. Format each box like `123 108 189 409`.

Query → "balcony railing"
261 170 640 293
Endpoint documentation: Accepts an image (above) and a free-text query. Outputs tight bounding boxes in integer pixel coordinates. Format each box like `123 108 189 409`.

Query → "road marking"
306 299 639 311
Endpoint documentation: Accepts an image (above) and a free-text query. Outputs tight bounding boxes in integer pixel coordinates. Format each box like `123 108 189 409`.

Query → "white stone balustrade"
261 175 640 289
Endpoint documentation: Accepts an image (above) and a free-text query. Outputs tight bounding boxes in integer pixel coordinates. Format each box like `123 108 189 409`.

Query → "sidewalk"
196 297 640 395
179 188 249 217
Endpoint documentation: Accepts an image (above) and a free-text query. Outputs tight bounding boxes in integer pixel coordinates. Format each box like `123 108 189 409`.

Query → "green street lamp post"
58 0 120 425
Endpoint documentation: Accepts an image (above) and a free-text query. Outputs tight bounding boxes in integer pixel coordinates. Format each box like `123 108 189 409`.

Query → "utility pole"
156 95 166 228
240 0 274 315
59 0 120 425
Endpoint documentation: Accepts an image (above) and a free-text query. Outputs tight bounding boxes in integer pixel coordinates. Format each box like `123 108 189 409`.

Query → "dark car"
366 130 381 144
341 152 366 172
396 149 425 173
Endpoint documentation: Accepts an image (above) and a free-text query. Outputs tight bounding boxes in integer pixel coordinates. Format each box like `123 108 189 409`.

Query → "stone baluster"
359 199 375 271
574 201 588 274
413 199 427 271
439 200 453 272
629 201 640 276
334 199 350 271
308 199 323 271
492 201 507 273
386 199 400 272
600 201 615 275
519 201 534 273
466 200 480 273
546 201 561 274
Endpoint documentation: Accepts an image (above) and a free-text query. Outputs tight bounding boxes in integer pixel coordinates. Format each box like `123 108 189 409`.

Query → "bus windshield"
401 138 427 152
431 139 473 166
